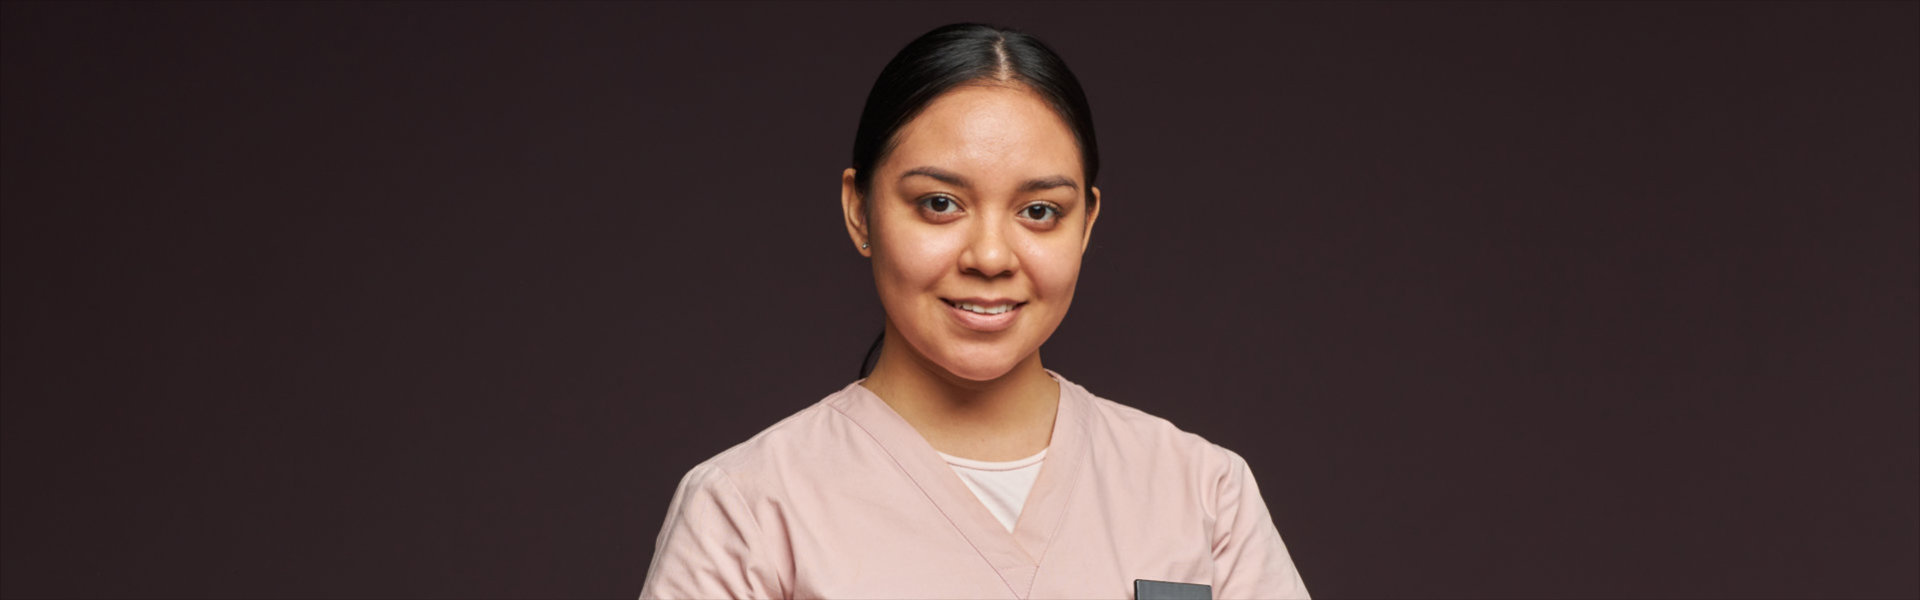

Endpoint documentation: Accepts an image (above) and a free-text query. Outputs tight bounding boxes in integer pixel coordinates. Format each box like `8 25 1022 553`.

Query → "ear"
1080 185 1102 254
841 167 872 258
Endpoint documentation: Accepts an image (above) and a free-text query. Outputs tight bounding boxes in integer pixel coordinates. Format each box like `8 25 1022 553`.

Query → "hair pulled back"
852 23 1100 379
850 23 1100 205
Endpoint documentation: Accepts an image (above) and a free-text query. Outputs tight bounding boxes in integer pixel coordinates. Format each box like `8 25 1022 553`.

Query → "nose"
957 217 1018 279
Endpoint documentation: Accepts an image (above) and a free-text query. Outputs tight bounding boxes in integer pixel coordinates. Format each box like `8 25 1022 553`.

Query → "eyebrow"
899 166 1079 193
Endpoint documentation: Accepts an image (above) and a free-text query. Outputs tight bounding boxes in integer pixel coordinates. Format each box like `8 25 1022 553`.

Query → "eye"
1021 203 1061 222
921 195 959 214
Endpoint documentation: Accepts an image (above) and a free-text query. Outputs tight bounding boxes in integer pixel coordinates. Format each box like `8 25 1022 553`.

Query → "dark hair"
853 23 1101 379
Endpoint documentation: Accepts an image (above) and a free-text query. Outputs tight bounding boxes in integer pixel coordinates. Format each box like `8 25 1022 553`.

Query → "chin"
939 361 1017 382
930 344 1029 382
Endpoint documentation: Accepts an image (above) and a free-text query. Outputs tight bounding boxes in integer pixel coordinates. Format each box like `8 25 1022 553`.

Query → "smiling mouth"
941 299 1028 315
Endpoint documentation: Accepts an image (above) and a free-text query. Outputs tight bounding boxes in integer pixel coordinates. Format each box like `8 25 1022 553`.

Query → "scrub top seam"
824 396 1024 599
1024 385 1091 588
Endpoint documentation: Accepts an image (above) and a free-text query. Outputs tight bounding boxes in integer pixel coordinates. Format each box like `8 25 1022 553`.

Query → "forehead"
884 84 1082 184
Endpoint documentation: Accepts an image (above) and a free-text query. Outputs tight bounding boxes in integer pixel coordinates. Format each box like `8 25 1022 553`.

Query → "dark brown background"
2 2 1914 598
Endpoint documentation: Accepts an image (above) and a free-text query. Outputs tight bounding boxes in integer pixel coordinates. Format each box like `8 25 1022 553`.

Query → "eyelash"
1021 204 1063 223
920 195 961 215
919 195 1064 224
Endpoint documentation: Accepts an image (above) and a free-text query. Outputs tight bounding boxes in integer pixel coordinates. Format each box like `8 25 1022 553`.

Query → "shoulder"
1063 374 1250 482
667 382 874 501
1057 373 1275 530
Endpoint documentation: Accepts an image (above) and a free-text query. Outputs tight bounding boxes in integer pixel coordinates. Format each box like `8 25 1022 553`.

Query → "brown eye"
1023 204 1059 221
922 196 956 213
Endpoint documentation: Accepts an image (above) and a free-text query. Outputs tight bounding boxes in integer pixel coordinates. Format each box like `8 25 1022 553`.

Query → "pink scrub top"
640 369 1311 599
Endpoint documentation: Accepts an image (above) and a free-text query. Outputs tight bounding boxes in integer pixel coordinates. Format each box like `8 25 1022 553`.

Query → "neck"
859 321 1060 462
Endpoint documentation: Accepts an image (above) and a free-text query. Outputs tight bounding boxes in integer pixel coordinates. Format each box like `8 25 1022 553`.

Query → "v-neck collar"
825 368 1090 600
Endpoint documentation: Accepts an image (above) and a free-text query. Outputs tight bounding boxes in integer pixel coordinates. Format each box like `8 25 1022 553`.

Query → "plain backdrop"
2 2 1915 598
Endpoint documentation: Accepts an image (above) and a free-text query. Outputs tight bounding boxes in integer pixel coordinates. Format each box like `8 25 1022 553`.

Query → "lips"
941 298 1027 332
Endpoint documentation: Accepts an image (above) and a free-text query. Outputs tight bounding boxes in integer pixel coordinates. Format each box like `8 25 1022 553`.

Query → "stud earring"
861 242 870 250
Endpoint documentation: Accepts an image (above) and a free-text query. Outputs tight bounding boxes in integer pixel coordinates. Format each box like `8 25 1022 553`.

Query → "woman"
641 23 1309 600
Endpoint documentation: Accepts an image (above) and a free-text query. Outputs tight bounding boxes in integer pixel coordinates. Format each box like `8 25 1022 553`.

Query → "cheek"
1022 241 1084 302
873 227 964 296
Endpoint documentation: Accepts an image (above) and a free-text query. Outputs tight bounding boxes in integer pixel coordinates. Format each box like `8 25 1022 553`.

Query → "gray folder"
1135 579 1211 600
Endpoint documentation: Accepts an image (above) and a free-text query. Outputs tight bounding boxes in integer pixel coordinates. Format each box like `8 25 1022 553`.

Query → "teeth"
954 302 1015 315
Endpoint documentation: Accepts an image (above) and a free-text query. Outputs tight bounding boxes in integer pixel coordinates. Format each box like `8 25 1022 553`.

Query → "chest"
781 464 1218 599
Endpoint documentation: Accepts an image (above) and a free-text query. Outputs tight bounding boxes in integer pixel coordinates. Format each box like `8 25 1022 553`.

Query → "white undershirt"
936 447 1048 533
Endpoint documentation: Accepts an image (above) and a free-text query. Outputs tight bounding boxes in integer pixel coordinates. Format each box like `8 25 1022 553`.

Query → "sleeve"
1210 447 1311 599
639 461 786 599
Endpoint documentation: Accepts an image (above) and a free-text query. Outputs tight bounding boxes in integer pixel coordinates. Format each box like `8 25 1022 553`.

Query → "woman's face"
841 84 1100 383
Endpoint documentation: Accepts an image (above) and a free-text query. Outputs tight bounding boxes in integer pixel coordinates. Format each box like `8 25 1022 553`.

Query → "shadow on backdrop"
1 2 1914 598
